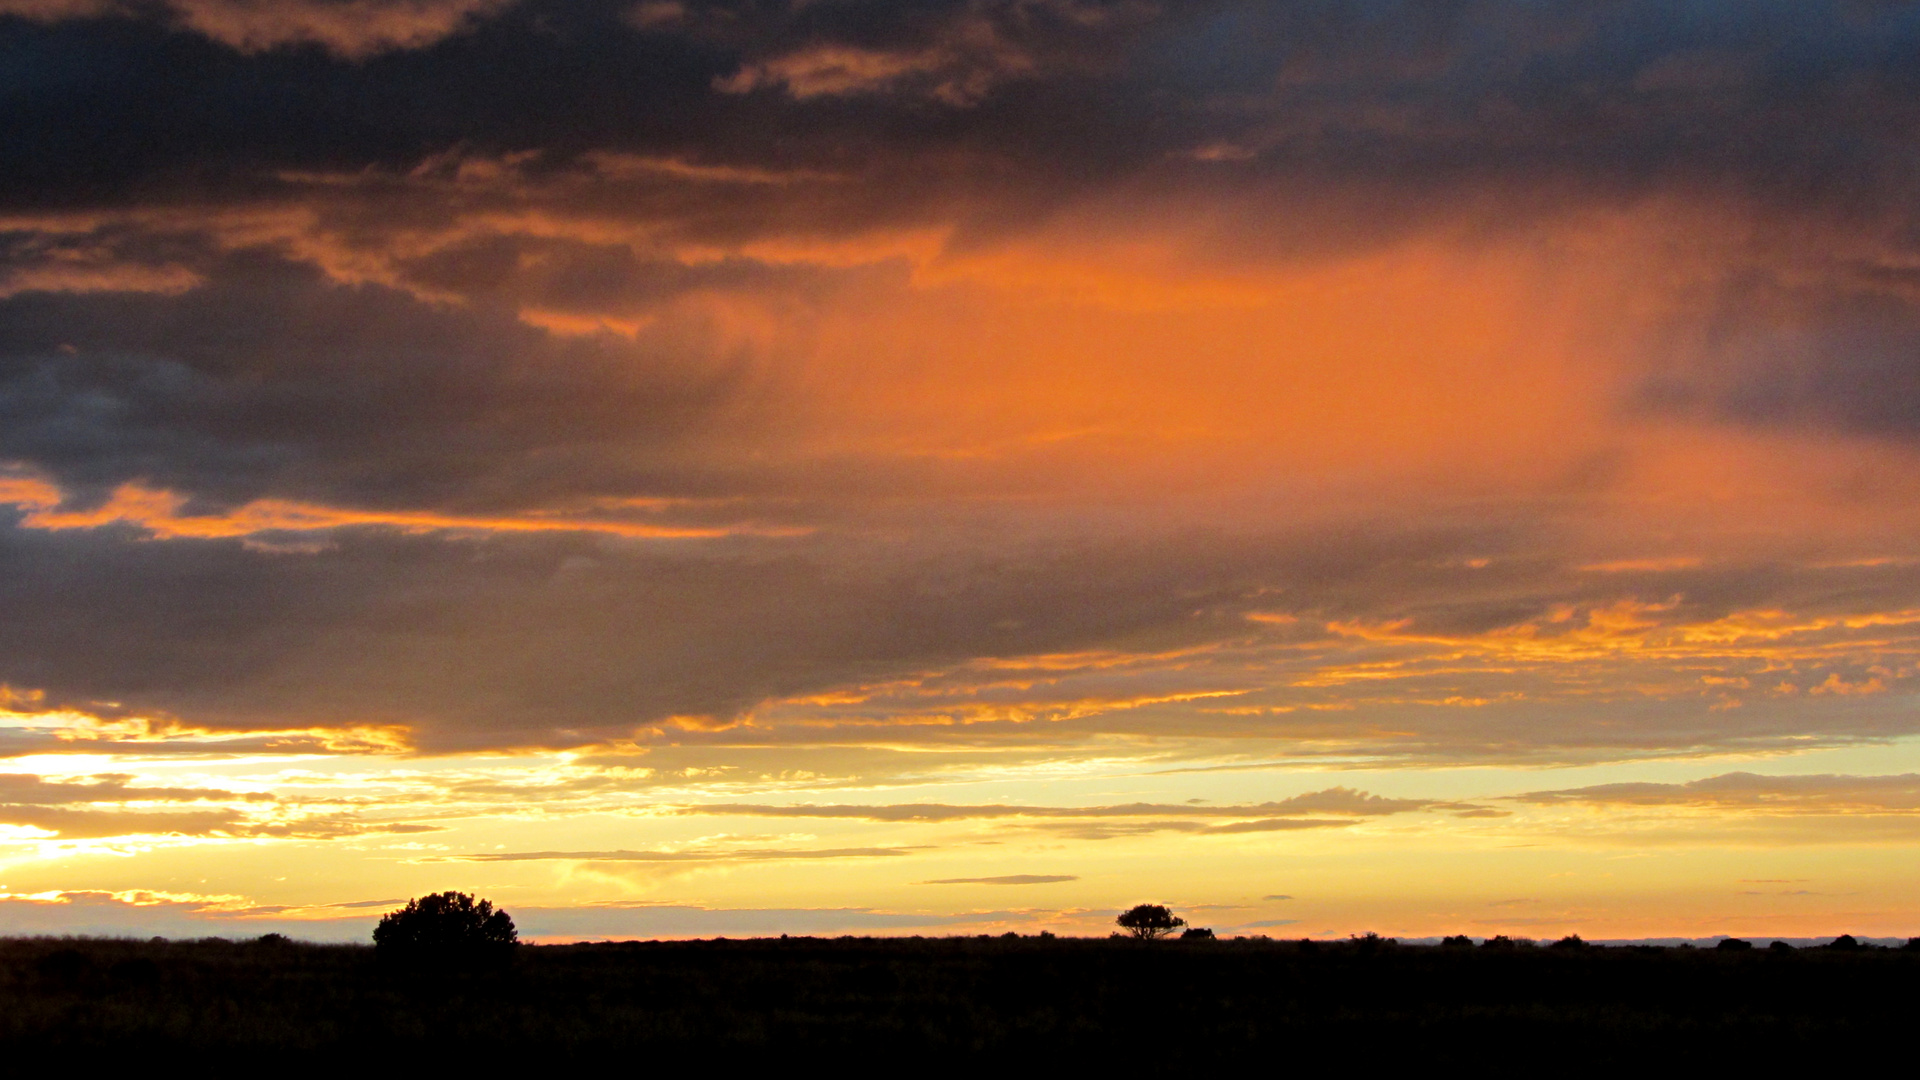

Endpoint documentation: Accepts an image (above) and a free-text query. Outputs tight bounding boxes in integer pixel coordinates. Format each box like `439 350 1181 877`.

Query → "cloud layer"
7 0 1920 772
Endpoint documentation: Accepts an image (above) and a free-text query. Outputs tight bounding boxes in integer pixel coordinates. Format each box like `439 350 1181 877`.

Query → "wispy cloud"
679 789 1441 823
919 875 1078 885
1514 773 1920 814
460 847 918 863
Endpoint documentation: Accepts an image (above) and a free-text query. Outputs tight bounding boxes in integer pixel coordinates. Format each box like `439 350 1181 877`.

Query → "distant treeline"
3 934 1915 1066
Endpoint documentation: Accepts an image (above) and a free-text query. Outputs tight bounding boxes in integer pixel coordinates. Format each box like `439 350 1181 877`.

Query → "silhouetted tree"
1180 927 1215 940
1350 932 1394 953
1481 935 1517 950
374 892 518 959
1716 938 1752 951
1768 940 1795 952
1550 935 1587 950
1115 904 1186 940
1825 934 1861 951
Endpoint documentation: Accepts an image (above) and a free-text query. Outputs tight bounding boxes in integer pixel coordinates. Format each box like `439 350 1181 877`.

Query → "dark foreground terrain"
3 935 1915 1068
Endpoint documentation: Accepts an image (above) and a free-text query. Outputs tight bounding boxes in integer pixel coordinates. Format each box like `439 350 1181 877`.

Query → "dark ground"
2 934 1914 1069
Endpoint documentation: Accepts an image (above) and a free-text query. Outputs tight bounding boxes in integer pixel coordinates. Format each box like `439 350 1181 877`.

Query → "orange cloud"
0 0 511 57
5 481 806 542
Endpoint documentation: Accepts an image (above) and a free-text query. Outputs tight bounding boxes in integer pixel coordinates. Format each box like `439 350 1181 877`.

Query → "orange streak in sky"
4 481 805 541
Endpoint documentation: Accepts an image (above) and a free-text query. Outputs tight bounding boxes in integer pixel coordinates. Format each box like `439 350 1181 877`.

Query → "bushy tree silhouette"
374 892 518 959
1180 927 1215 940
1115 904 1186 940
1349 932 1393 953
1716 938 1753 951
1440 934 1474 948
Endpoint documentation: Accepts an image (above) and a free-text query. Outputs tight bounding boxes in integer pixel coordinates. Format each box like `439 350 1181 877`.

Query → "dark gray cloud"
1200 817 1358 835
0 771 282 837
682 788 1438 822
0 890 366 939
0 804 248 838
0 771 272 803
919 874 1077 885
0 504 1530 748
9 503 1920 756
1514 772 1920 813
2 3 1912 193
0 251 744 512
0 800 437 838
461 846 918 862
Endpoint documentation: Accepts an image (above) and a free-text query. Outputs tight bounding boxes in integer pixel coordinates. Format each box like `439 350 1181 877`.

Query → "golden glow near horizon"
6 0 1920 942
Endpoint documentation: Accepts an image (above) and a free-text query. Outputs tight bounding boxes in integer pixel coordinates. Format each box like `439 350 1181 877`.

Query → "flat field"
2 935 1913 1067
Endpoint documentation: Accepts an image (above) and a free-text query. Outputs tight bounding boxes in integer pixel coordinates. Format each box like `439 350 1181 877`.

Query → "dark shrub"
1716 938 1753 951
374 892 518 960
1350 932 1393 953
1180 927 1215 940
1440 934 1474 948
1481 935 1516 951
109 957 161 987
1551 935 1587 950
1115 904 1186 940
1824 935 1861 951
1768 941 1796 952
1904 937 1920 952
35 948 91 983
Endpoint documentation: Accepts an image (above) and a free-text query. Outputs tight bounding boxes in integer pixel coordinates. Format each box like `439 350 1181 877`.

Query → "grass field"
4 935 1915 1067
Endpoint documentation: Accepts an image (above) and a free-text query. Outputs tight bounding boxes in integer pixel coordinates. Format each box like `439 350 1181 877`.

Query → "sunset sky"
5 0 1920 942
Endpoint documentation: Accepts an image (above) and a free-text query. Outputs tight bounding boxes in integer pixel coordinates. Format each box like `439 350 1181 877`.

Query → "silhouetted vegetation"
2 935 1916 1066
1114 904 1185 940
1349 932 1393 953
1179 927 1215 940
373 892 517 963
1716 938 1752 951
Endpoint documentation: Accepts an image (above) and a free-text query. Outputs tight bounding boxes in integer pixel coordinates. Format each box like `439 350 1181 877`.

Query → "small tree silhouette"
1115 904 1187 940
1180 927 1215 940
1350 932 1393 953
374 892 518 959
